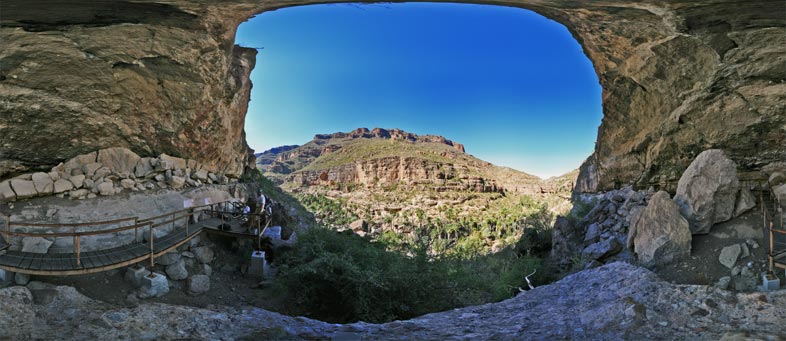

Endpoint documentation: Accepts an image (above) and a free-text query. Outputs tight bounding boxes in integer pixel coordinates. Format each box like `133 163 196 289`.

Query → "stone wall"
0 147 235 203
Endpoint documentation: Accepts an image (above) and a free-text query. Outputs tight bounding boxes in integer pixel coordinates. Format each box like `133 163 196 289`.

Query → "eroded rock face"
0 1 782 190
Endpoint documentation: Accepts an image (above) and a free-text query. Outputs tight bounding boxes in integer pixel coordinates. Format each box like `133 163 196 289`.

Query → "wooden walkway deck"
0 202 269 276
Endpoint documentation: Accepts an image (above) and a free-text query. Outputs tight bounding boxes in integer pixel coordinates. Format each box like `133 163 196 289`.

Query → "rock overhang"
0 0 783 192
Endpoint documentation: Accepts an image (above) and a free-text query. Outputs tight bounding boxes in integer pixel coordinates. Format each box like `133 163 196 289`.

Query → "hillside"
257 128 578 254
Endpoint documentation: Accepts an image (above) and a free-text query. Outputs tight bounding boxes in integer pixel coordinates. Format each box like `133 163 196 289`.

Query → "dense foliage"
274 226 554 323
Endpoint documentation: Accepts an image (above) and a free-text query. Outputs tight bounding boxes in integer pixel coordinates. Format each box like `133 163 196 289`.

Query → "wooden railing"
763 183 785 272
0 200 237 269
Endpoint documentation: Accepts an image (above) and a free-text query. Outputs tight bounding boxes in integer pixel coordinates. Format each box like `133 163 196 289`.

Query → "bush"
274 226 546 323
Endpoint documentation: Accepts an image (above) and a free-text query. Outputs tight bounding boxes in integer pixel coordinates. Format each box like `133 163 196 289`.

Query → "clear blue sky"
237 2 602 178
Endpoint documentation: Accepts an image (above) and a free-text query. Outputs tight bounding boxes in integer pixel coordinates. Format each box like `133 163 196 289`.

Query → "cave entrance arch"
236 2 602 181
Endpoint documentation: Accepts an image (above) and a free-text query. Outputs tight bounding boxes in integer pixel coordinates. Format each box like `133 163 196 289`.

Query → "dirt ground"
651 203 775 286
38 234 292 314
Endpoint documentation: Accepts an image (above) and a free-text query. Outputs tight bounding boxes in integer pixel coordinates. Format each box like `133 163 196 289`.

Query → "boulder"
14 272 30 286
159 154 187 170
69 189 89 199
31 172 54 195
581 238 622 261
674 149 740 234
168 176 186 189
156 252 181 266
192 170 208 181
0 180 15 202
82 163 103 177
165 259 188 280
21 237 52 254
134 158 155 178
120 179 136 189
627 191 692 267
550 216 581 265
62 152 97 175
97 147 141 176
186 274 210 295
53 179 73 194
773 184 786 205
192 246 214 264
583 223 602 243
719 244 741 269
733 187 756 217
769 172 786 187
97 181 114 196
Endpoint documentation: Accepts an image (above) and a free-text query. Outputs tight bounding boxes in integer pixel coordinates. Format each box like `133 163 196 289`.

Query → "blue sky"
236 2 602 178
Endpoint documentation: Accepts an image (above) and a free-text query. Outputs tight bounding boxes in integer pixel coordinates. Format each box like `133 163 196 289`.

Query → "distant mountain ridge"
256 127 575 195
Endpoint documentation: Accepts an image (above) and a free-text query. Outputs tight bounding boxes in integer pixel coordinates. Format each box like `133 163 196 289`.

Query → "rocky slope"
1 262 784 339
260 127 546 194
2 1 783 192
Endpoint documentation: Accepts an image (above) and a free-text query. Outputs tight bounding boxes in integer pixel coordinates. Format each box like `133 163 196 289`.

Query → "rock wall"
1 1 783 192
291 156 509 193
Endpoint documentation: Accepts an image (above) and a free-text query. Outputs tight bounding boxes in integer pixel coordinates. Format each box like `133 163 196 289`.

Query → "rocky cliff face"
1 0 783 191
0 1 260 179
260 128 546 194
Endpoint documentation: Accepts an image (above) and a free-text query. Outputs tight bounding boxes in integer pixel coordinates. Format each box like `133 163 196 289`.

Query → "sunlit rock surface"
0 262 784 339
1 1 783 189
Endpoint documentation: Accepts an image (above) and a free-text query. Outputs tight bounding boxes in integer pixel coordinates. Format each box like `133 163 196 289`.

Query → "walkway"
0 201 269 275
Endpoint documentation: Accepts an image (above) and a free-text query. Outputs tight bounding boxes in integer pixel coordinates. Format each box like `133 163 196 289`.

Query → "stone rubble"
0 147 235 204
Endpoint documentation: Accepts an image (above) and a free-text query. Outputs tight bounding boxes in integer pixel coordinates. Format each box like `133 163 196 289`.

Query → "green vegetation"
296 193 358 226
274 226 555 323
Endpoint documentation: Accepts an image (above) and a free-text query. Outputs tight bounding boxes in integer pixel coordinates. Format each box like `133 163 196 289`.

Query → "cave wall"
1 0 783 191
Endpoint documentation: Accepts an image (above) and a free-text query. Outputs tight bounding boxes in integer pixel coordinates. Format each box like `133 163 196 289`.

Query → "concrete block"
140 272 169 298
0 269 14 287
763 272 782 291
125 265 151 288
249 251 267 278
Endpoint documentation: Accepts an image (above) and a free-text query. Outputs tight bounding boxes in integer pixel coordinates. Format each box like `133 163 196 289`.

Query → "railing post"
186 208 191 236
72 226 77 258
3 214 10 244
76 235 81 267
134 217 139 243
149 223 155 268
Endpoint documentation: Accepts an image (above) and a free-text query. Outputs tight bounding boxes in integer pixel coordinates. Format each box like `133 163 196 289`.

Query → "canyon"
0 0 785 339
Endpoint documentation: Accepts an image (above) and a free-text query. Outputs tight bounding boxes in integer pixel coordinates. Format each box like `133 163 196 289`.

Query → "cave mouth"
231 3 603 322
236 2 602 180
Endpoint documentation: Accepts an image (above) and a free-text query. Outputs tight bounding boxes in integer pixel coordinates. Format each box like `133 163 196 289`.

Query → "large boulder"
97 147 141 176
628 191 692 267
53 179 74 194
719 244 741 269
10 179 36 199
134 157 156 178
31 172 54 195
674 149 740 234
